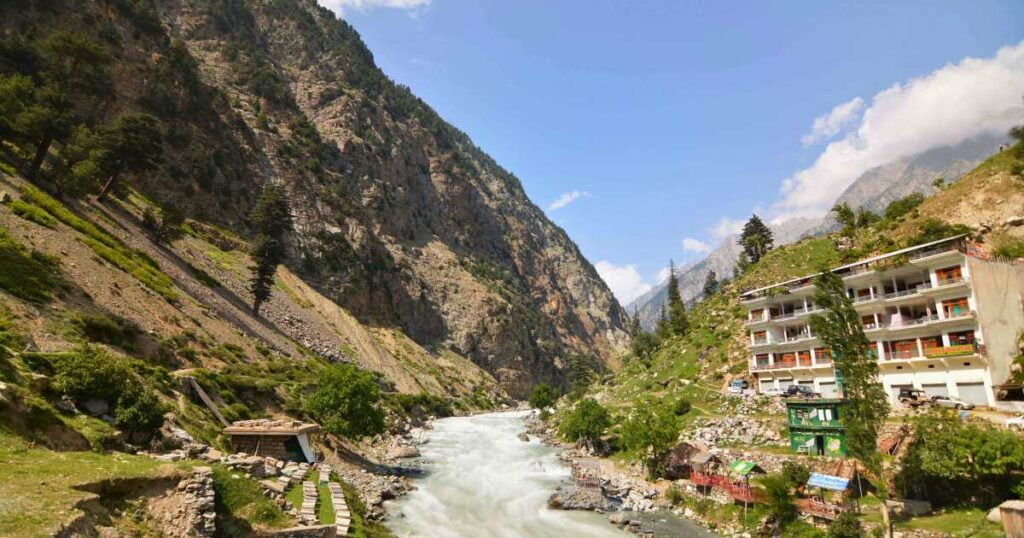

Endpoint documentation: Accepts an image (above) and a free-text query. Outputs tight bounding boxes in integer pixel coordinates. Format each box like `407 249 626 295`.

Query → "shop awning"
807 473 850 491
728 460 757 476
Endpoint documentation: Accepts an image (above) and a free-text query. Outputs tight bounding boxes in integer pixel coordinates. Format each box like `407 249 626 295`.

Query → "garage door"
890 384 913 402
779 378 795 389
798 380 814 386
956 382 988 406
819 382 838 398
922 383 948 398
759 379 774 392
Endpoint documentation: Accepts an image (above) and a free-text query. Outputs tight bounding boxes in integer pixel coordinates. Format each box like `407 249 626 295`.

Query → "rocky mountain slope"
627 133 1008 330
0 0 628 398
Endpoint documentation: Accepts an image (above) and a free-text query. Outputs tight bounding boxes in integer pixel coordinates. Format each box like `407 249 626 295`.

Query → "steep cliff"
0 0 628 397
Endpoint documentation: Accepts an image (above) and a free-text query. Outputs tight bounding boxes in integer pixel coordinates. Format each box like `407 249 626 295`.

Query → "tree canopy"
304 363 386 439
808 270 888 467
249 184 293 315
739 214 773 263
619 403 682 478
527 383 559 410
559 398 610 450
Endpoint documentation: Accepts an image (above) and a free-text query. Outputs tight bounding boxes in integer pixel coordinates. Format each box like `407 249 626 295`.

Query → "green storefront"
785 399 848 457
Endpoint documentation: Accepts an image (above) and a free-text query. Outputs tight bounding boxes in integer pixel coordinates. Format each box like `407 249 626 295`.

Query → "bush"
114 384 166 437
528 383 559 410
665 483 684 506
559 398 610 448
827 511 862 538
304 363 385 439
781 461 810 489
908 218 972 247
993 236 1024 259
52 346 131 402
759 474 796 524
673 399 692 416
67 311 139 349
883 192 925 221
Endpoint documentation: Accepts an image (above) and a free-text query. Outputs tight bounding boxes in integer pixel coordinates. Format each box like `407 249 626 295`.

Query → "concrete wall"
968 257 1024 386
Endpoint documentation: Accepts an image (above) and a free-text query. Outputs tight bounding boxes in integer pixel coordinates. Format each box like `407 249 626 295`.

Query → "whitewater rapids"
383 411 627 537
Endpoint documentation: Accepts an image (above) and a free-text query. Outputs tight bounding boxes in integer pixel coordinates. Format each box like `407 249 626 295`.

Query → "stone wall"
230 435 299 461
254 524 337 537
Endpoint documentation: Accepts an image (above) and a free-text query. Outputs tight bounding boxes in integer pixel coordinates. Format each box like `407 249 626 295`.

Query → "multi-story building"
740 235 1024 407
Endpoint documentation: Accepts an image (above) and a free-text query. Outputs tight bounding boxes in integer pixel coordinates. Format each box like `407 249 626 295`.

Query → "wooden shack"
664 442 702 480
223 419 320 462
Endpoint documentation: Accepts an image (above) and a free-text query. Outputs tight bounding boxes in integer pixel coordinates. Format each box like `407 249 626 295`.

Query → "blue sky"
322 0 1024 304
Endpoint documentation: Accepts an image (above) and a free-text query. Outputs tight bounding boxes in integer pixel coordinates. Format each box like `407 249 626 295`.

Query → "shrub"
67 311 139 349
559 398 610 448
673 399 692 416
114 384 166 437
665 483 684 506
52 346 132 402
304 363 385 439
827 511 862 538
759 474 796 524
993 236 1024 259
528 383 559 410
883 192 925 221
781 461 811 489
908 218 972 247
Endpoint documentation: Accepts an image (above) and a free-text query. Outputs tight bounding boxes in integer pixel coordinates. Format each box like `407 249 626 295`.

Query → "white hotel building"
740 235 1024 407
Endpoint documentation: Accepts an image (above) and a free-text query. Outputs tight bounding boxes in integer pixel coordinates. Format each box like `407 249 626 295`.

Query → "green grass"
897 507 1004 537
317 480 335 524
0 431 190 537
0 226 63 302
7 199 58 228
17 185 178 301
211 465 291 534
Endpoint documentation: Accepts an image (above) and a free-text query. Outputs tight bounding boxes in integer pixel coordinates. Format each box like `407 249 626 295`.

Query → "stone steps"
327 476 351 536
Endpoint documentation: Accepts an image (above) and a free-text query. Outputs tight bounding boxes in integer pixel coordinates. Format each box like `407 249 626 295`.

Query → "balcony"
884 349 920 361
936 276 965 287
781 333 813 343
852 294 880 304
909 246 959 262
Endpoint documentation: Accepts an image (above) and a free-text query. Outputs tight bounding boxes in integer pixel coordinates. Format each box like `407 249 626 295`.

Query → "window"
935 266 962 285
949 330 975 346
814 348 831 362
942 298 970 318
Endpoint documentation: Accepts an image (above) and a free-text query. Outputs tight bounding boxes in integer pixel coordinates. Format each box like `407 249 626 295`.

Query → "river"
383 411 715 537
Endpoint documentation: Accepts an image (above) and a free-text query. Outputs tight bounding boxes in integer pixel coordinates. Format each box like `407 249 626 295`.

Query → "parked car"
761 387 784 397
727 379 749 394
930 394 975 410
783 385 820 398
1005 414 1024 431
898 388 931 408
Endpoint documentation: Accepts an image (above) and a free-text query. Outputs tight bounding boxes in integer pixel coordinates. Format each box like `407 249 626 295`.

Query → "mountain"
0 0 627 400
627 133 1009 330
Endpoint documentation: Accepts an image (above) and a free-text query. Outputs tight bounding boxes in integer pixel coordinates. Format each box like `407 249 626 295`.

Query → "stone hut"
223 419 320 463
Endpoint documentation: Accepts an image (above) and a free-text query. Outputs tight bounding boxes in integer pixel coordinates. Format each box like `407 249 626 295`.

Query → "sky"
320 0 1024 305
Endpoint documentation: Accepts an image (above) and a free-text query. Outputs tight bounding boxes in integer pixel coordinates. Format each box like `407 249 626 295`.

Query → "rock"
82 399 110 416
167 426 194 443
608 513 627 526
517 432 530 442
0 191 10 203
388 446 420 459
202 449 224 463
886 499 932 517
548 485 616 512
987 506 1002 524
1003 216 1024 227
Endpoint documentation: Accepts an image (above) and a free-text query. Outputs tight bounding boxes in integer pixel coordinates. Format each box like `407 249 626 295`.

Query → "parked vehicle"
727 379 749 394
783 385 820 398
1005 414 1024 431
898 388 931 408
930 394 975 410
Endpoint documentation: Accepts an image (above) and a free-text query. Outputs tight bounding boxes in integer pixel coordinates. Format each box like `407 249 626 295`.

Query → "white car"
761 387 784 397
930 395 975 410
1006 414 1024 431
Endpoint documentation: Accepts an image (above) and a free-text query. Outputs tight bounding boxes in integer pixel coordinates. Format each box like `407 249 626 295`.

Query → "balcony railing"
782 333 813 343
885 349 920 360
943 309 974 320
852 294 878 303
923 343 978 358
891 314 939 327
936 276 965 287
909 246 958 261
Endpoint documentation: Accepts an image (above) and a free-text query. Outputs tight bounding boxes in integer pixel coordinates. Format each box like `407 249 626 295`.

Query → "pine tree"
665 260 689 336
734 250 750 278
629 308 642 335
808 270 889 468
249 184 293 316
655 302 670 340
702 269 718 297
95 114 164 200
739 214 773 263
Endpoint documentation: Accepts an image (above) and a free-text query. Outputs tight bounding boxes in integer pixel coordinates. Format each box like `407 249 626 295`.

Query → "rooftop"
223 419 320 435
740 234 968 301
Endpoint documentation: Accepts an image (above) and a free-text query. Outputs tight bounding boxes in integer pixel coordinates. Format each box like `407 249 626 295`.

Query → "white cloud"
547 190 591 211
319 0 430 12
777 41 1024 221
656 266 672 284
682 237 712 255
709 217 744 241
801 97 865 147
595 261 652 305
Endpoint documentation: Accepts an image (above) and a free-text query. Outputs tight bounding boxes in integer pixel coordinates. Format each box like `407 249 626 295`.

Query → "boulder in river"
517 432 530 442
388 445 421 459
548 485 616 512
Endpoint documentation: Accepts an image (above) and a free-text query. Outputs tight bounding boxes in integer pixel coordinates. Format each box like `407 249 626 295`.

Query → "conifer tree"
665 260 689 336
808 270 888 467
734 250 750 278
95 114 164 200
739 214 773 263
249 184 293 316
702 269 718 297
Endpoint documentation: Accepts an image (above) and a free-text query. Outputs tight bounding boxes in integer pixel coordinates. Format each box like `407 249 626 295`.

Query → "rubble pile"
689 417 786 447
